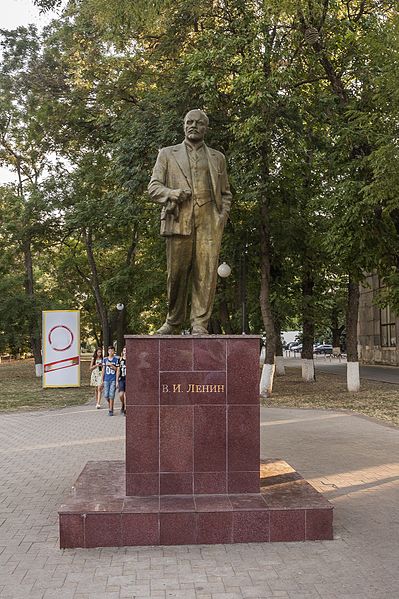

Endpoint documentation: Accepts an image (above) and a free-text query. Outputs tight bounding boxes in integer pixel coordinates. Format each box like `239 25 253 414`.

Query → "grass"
1 360 398 426
0 359 94 412
266 367 399 427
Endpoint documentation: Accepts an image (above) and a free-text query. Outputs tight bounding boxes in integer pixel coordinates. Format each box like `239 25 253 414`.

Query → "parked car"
290 343 303 352
314 344 333 354
286 341 299 350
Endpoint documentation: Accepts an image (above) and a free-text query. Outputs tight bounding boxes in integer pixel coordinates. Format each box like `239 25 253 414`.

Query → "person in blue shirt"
101 345 120 416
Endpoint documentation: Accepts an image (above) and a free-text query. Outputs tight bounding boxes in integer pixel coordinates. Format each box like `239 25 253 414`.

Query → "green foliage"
2 0 399 352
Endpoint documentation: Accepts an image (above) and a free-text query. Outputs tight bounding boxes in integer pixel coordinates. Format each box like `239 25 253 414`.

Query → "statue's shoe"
191 325 209 335
156 322 179 335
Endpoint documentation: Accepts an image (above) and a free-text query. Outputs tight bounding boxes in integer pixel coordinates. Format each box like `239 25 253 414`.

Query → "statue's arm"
148 148 191 208
148 148 180 204
220 155 232 216
148 148 171 205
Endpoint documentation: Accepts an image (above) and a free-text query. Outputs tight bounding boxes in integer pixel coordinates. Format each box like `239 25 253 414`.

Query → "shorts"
103 380 116 400
118 379 126 392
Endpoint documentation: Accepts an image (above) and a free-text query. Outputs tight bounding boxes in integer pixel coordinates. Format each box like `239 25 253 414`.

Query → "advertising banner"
42 310 80 388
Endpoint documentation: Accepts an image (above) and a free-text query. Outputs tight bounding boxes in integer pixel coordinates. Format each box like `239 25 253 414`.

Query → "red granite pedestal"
59 336 333 548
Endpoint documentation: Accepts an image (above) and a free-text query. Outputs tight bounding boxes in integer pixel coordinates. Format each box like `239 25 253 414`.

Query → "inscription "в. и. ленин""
162 384 225 393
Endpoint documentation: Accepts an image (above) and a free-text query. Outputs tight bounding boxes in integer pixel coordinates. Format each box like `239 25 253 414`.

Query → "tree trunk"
23 238 42 375
93 330 101 349
301 270 315 381
258 25 279 396
259 199 277 396
346 277 359 361
83 228 110 350
346 276 360 391
240 250 249 333
259 225 277 363
304 14 366 390
331 306 344 354
275 327 285 376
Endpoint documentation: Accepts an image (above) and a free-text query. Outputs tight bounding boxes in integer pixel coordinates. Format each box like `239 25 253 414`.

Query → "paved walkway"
1 403 398 599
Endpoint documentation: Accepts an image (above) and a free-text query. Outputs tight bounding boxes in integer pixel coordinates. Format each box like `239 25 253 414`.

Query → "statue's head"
184 109 208 143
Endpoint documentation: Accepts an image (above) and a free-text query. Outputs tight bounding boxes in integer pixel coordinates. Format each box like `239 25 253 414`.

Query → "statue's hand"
219 210 229 225
165 200 177 214
180 189 191 202
169 188 191 203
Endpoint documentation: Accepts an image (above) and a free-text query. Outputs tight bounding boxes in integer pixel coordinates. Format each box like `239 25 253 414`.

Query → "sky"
0 0 63 183
2 0 56 31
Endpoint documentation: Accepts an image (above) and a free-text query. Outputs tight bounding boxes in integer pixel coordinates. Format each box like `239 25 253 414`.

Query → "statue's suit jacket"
148 142 232 236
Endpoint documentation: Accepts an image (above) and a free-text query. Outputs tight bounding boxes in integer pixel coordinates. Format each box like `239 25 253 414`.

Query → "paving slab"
0 403 398 598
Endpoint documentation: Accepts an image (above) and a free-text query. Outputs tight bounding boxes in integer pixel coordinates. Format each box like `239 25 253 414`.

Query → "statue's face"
184 110 208 142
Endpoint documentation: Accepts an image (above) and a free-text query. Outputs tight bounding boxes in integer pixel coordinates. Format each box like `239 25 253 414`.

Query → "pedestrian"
148 108 232 335
101 345 119 416
116 346 127 415
89 347 103 409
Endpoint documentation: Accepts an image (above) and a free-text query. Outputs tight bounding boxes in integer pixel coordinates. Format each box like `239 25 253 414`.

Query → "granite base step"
59 459 333 548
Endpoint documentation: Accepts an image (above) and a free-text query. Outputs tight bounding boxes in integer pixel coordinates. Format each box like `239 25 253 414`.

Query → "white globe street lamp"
217 262 231 278
116 303 124 311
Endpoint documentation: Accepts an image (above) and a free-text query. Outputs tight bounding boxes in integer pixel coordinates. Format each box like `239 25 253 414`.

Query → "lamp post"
240 244 248 334
116 303 125 355
216 262 232 334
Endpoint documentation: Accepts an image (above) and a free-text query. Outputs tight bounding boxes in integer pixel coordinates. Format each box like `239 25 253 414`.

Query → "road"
284 356 399 384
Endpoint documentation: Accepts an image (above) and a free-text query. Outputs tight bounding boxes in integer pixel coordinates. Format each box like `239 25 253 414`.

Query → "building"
358 274 398 366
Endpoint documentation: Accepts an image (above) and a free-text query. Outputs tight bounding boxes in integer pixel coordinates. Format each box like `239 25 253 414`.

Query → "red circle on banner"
48 325 74 352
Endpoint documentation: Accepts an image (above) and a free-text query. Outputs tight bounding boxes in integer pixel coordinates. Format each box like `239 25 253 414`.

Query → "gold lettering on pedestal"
185 384 224 393
161 383 225 393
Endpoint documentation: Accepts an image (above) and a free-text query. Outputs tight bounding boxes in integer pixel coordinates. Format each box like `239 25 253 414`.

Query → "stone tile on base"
226 338 260 404
269 509 306 542
125 472 159 496
160 337 193 371
85 513 121 548
160 472 193 495
160 496 195 512
194 472 227 494
121 513 159 546
228 471 260 494
160 406 194 472
59 514 84 549
233 510 270 543
126 338 159 405
193 337 226 371
306 508 334 541
197 512 233 544
194 495 232 512
194 405 226 473
125 406 159 473
160 512 197 545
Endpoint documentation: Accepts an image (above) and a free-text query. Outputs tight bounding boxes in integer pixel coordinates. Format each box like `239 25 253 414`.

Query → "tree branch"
293 76 328 87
